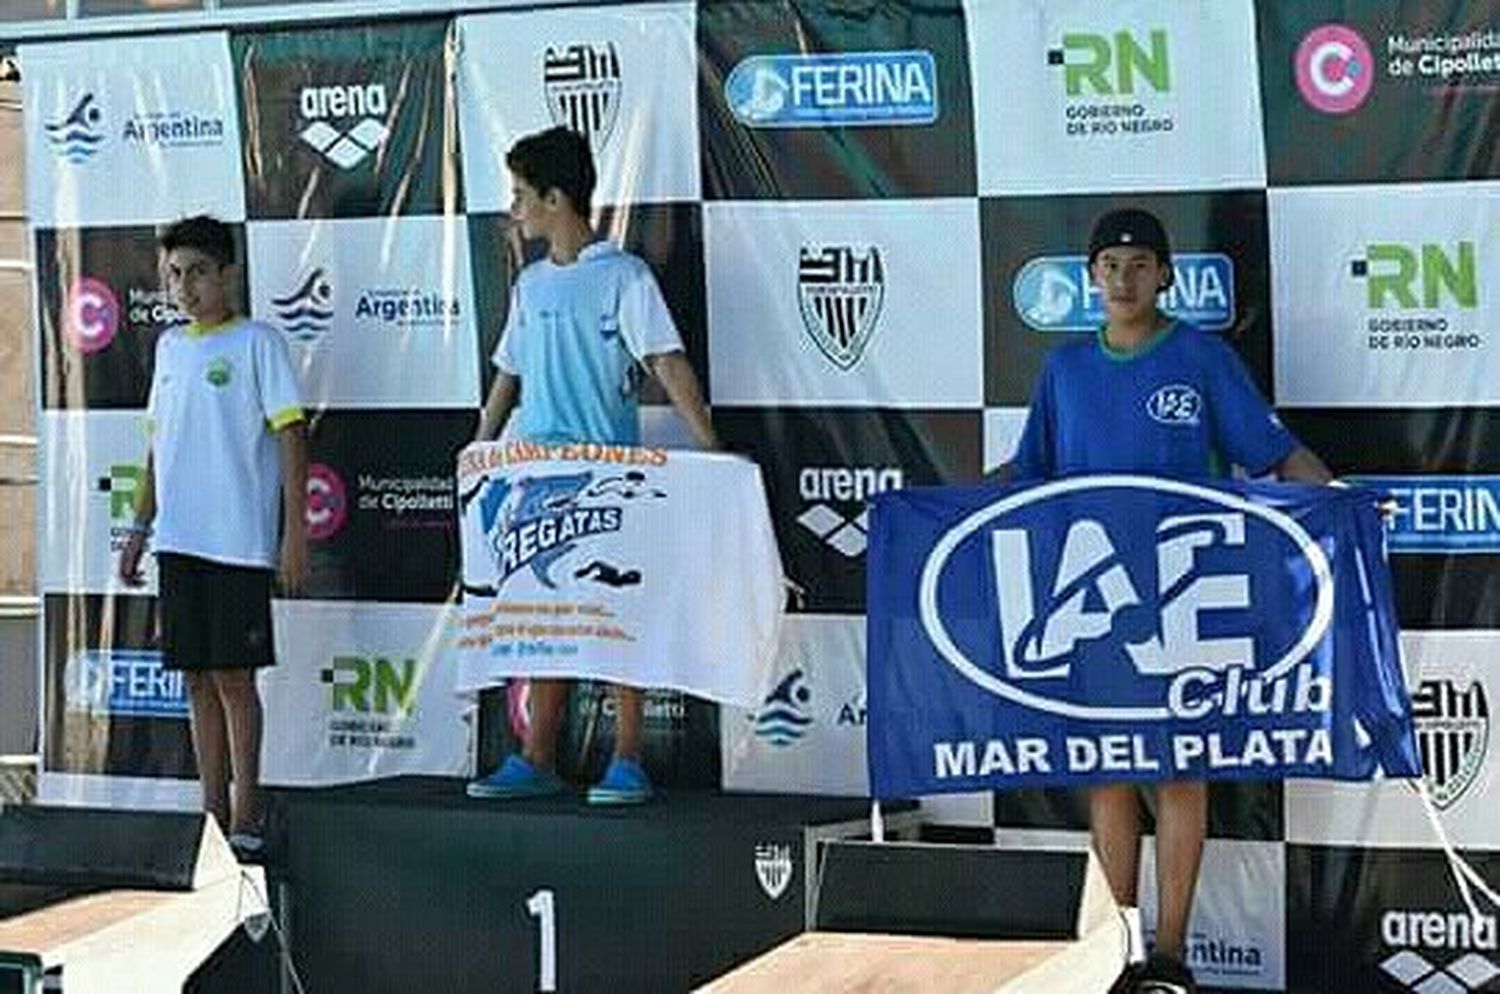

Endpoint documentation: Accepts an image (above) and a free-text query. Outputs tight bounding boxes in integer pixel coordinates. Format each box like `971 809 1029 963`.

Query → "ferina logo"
542 43 622 150
1351 476 1500 553
797 245 886 370
726 50 937 128
64 277 121 354
1146 384 1202 426
321 655 417 717
751 669 813 747
66 649 187 719
1050 29 1171 96
44 92 105 163
306 463 349 541
1296 25 1375 114
754 843 794 901
1412 678 1489 811
797 465 904 558
919 476 1334 722
1380 908 1499 992
205 357 233 388
272 268 335 346
1013 253 1235 332
1354 242 1478 311
298 82 390 170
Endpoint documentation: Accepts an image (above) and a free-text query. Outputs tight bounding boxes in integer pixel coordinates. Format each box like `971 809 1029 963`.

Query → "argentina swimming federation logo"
45 92 106 163
798 245 886 370
1013 253 1235 332
918 476 1334 722
271 267 335 347
726 50 938 128
752 669 814 747
542 43 622 150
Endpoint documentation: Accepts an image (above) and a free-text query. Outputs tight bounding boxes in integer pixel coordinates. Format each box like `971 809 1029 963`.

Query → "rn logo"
753 843 794 901
1353 242 1478 310
1296 25 1375 115
476 472 624 590
751 669 813 747
272 268 335 347
919 476 1334 721
725 50 938 129
1379 908 1499 992
321 656 417 717
63 277 121 354
306 463 349 542
1412 678 1489 811
797 465 904 559
798 245 886 370
297 82 390 170
1013 253 1234 333
542 43 622 150
1048 29 1170 96
44 92 105 163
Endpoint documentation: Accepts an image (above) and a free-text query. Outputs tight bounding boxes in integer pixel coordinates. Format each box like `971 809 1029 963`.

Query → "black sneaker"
1134 953 1198 994
1108 962 1144 994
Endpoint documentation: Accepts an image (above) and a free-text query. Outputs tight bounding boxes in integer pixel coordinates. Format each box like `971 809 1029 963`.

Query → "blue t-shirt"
492 241 684 445
1012 322 1297 480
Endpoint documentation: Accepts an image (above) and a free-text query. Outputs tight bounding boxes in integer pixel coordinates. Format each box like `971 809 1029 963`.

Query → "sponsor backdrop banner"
21 1 1500 988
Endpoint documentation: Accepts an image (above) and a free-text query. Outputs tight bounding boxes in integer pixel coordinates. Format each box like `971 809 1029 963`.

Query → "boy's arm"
118 454 155 587
476 371 520 442
646 351 719 450
1275 445 1334 485
278 422 309 595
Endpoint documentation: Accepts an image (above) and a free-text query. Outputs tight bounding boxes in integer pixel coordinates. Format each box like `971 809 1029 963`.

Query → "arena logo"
1379 908 1499 992
919 476 1335 723
306 463 349 541
1350 476 1500 554
1296 24 1375 115
1412 678 1489 811
796 465 904 559
473 472 627 590
725 50 938 128
271 268 335 347
65 649 187 719
1012 253 1235 332
44 91 106 163
63 277 121 354
297 81 390 170
753 843 794 901
1049 29 1171 97
797 245 886 370
750 669 813 747
542 43 622 150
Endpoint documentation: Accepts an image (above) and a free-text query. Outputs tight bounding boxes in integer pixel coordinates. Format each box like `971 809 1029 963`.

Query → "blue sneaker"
466 754 565 799
586 757 653 805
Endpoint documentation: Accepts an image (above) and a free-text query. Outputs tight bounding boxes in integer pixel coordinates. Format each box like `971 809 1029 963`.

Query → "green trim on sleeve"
268 406 305 431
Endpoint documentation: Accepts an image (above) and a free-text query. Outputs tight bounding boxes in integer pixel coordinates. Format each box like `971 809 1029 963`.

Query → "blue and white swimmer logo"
752 669 814 746
45 92 106 163
1146 384 1202 426
1350 475 1500 554
1013 253 1235 332
918 476 1334 722
726 50 938 128
271 267 335 347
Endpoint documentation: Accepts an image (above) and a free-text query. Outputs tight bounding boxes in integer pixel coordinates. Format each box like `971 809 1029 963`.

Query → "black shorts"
158 553 277 671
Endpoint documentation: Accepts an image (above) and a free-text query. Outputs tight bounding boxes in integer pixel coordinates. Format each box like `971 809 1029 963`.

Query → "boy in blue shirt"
467 126 718 805
1003 208 1332 994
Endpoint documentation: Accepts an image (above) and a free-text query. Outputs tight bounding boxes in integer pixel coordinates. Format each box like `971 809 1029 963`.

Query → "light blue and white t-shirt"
147 317 304 568
492 241 685 445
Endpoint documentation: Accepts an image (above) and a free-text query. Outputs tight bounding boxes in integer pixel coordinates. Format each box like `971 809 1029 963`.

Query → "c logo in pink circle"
64 277 120 354
306 463 348 541
1296 24 1374 114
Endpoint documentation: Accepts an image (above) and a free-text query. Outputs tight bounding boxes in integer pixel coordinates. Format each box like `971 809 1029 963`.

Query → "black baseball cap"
1088 208 1173 286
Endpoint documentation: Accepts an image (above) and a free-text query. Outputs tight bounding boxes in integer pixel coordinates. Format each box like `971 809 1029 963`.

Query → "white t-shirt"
147 317 304 568
492 241 684 445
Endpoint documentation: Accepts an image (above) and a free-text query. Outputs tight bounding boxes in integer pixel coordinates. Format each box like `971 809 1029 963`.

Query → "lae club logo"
63 277 121 354
797 245 886 371
306 463 349 541
726 50 937 129
753 843 794 901
298 82 391 170
797 464 904 558
542 43 622 151
44 92 106 163
1412 678 1489 811
751 669 813 747
919 476 1335 722
272 267 335 347
1296 24 1375 115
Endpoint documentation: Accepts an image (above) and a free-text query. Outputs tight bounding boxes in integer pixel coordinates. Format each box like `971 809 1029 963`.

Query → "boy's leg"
183 671 231 832
521 679 570 770
1089 783 1143 909
1152 779 1207 960
214 668 264 834
610 684 644 761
